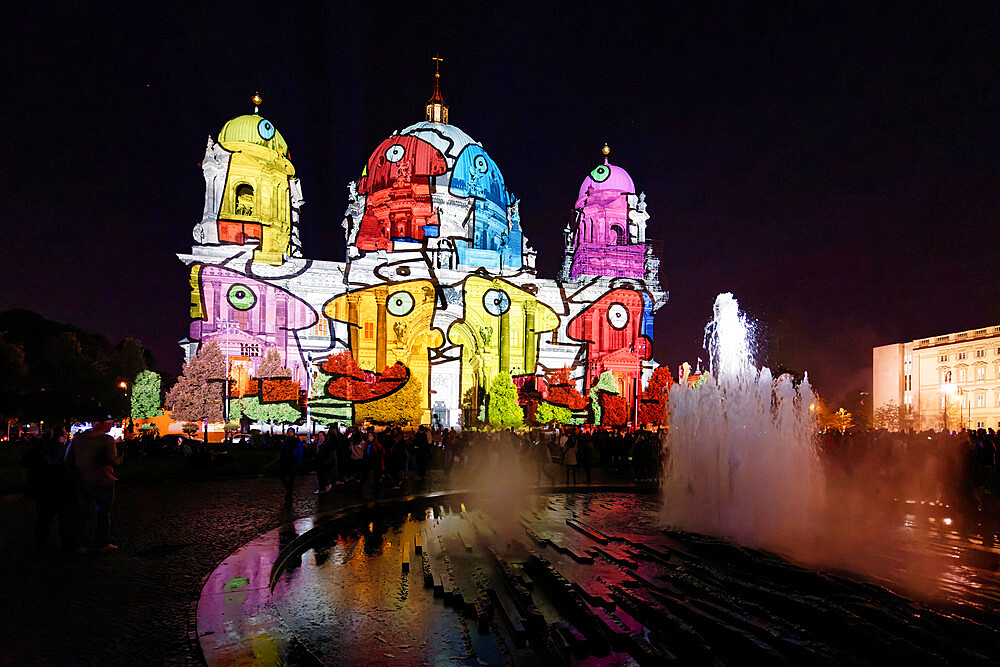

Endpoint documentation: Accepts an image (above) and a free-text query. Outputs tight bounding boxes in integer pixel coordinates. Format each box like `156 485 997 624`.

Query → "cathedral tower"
193 93 303 265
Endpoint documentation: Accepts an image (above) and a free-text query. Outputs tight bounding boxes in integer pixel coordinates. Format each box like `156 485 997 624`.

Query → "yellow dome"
218 114 289 157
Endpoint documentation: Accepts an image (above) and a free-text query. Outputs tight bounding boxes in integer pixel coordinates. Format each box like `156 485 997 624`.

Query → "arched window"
235 184 254 216
610 225 626 245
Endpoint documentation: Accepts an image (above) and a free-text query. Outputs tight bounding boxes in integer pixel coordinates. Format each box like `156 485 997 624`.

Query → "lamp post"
119 381 129 431
943 383 971 432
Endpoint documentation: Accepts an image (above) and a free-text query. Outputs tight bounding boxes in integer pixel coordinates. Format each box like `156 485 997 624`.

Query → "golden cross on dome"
432 54 444 76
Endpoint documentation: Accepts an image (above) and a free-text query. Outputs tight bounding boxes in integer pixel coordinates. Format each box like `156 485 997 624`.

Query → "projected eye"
257 118 275 140
386 291 414 317
227 284 257 311
474 154 489 173
385 144 406 163
590 164 611 182
482 289 510 316
607 303 629 329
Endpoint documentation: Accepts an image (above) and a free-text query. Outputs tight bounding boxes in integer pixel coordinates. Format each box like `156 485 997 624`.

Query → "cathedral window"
239 343 261 357
235 184 254 216
611 225 626 245
364 321 374 339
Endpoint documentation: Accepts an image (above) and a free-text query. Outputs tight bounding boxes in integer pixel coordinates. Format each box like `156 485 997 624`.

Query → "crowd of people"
819 427 998 511
20 416 999 554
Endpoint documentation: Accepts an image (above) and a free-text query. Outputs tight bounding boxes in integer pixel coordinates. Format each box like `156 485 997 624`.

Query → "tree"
131 370 162 419
0 309 152 423
588 371 619 425
487 371 524 429
839 388 871 430
232 347 301 428
638 366 674 427
600 393 628 427
0 333 28 419
814 398 854 433
535 401 572 425
355 365 424 426
257 348 288 378
166 341 226 438
544 367 587 410
871 400 919 432
233 395 302 427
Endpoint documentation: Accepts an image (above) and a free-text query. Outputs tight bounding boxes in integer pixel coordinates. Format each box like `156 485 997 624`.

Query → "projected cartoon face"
355 136 448 252
188 265 318 388
324 280 444 409
449 144 510 210
567 288 652 387
448 276 559 398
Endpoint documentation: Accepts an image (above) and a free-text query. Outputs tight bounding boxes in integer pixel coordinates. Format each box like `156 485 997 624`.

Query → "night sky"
3 2 998 404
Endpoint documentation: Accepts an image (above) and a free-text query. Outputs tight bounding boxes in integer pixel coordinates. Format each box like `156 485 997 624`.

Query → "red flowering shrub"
638 366 674 426
261 378 300 403
600 393 628 427
369 362 409 399
545 367 588 410
322 351 366 379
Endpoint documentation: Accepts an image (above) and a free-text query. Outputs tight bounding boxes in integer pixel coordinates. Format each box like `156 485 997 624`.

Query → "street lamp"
943 383 971 431
119 381 129 430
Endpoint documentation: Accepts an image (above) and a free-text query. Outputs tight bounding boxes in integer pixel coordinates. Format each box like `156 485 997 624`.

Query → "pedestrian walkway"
0 466 638 665
0 471 436 665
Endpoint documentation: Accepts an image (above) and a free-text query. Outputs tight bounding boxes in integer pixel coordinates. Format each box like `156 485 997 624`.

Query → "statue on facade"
193 136 230 245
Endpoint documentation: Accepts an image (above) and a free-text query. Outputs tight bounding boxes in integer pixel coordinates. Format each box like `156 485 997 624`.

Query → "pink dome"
577 159 635 202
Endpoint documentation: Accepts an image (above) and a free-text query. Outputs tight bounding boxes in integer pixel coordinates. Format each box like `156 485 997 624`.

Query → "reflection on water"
270 493 1000 664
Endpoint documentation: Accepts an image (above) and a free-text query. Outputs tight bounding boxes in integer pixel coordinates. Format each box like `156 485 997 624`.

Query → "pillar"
523 300 537 374
375 286 388 372
347 294 361 360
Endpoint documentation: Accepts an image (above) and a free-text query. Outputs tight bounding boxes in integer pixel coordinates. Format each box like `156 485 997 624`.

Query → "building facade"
178 78 668 428
873 324 1000 431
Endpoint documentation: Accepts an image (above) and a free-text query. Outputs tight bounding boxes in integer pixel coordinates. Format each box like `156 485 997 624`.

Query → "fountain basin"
196 489 999 665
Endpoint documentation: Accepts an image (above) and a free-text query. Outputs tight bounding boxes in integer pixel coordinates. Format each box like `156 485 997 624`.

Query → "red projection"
322 353 411 404
566 289 652 405
356 136 447 252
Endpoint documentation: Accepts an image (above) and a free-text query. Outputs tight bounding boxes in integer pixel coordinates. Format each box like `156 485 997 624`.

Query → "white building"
873 324 1000 431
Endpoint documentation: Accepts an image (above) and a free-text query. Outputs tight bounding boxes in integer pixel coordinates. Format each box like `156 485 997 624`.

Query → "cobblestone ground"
0 471 452 666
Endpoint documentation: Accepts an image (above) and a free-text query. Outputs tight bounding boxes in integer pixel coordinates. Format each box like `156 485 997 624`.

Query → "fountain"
662 292 823 552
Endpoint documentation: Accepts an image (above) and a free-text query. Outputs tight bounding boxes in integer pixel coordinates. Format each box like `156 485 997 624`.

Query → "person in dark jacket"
314 429 337 494
412 424 431 480
23 429 74 549
66 417 121 552
279 428 304 503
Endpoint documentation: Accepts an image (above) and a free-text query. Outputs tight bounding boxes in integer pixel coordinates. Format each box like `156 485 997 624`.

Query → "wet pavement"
0 470 458 666
215 491 1000 666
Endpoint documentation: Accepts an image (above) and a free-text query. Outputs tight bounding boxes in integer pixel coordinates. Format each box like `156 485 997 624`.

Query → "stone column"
375 286 388 372
499 311 510 375
347 294 361 359
523 300 537 374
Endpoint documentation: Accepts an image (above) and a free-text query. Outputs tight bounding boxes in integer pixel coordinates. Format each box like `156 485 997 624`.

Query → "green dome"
218 114 289 157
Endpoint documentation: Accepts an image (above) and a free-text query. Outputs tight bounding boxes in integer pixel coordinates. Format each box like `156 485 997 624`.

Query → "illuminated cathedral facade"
178 75 667 428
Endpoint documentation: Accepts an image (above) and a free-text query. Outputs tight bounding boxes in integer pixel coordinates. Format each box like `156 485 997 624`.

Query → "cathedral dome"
400 121 478 166
577 159 635 202
218 114 289 157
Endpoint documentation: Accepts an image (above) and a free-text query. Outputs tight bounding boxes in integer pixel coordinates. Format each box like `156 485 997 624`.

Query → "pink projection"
570 159 646 280
189 265 318 388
